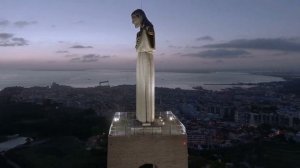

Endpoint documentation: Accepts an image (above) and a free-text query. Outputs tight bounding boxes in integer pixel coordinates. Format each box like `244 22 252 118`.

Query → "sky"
0 0 300 72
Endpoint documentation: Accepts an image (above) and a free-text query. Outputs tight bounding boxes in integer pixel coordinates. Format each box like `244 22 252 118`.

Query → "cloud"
11 37 27 44
215 60 224 64
70 54 111 63
56 50 69 53
65 54 78 58
0 20 9 27
14 21 38 28
0 33 13 39
196 36 214 41
203 38 300 52
168 45 183 49
70 57 81 62
70 45 93 49
73 20 85 24
185 45 202 49
0 33 28 47
181 49 250 59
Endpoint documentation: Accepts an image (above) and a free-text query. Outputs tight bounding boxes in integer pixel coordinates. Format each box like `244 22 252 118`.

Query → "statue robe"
136 26 155 123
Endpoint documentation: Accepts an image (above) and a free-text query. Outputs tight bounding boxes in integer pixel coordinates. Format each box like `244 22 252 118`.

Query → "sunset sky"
1 0 300 71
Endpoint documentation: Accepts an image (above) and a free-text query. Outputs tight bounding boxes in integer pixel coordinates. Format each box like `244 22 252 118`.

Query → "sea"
0 69 285 91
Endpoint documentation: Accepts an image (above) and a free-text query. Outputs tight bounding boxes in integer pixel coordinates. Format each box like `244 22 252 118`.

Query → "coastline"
0 70 287 91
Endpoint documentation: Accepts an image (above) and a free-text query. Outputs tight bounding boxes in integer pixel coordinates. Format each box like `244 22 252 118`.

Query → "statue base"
107 111 188 168
142 122 152 126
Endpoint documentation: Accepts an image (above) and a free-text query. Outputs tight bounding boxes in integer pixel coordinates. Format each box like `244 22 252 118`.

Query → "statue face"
131 14 142 28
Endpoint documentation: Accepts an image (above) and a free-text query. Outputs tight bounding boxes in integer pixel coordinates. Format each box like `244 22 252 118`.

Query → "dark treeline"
279 78 300 96
0 101 109 168
0 101 109 139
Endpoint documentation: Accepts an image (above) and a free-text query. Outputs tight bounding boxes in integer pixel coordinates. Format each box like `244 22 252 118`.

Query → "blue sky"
0 0 300 71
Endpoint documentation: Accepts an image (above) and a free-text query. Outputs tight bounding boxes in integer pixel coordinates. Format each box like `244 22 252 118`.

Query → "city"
1 75 300 167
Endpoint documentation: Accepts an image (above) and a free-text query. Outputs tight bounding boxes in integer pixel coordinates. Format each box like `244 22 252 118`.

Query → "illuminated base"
142 122 151 126
107 111 188 168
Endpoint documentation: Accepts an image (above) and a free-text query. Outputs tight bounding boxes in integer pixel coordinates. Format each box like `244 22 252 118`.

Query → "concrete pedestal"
107 111 188 168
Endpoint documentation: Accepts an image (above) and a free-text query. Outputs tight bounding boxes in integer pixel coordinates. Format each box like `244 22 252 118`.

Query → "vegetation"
0 101 109 139
6 136 106 168
0 101 109 168
189 136 300 168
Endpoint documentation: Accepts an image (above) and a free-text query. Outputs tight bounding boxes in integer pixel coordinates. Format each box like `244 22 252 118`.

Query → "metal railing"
109 111 186 136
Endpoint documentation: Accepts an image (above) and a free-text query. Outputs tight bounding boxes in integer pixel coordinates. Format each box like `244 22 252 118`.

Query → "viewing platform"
108 111 186 136
107 111 188 168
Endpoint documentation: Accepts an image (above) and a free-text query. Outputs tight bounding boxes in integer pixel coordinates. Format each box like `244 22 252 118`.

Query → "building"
107 111 188 168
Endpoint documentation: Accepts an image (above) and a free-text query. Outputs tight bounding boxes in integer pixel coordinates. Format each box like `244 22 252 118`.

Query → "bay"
0 69 285 91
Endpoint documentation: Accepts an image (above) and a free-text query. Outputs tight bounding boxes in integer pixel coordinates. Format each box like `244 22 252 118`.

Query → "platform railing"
108 111 186 136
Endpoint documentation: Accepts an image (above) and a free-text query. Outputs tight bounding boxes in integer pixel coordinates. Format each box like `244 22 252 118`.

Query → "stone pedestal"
107 111 188 168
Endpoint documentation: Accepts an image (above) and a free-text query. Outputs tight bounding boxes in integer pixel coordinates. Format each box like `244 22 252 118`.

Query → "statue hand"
144 26 154 36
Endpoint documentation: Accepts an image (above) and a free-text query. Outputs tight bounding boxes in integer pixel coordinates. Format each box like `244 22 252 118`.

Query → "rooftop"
108 111 186 136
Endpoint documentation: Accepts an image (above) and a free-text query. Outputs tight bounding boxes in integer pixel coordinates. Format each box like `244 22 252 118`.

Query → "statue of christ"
131 9 155 124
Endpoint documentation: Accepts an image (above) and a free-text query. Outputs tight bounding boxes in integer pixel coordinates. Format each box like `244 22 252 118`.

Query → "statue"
131 9 155 125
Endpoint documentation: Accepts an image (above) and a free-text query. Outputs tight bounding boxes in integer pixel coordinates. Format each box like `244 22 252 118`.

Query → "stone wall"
107 134 188 168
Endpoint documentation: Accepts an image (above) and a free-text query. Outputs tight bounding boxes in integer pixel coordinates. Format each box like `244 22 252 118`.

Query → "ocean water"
0 69 285 91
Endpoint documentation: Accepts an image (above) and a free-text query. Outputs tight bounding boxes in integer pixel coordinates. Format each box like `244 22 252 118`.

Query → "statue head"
131 9 153 29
